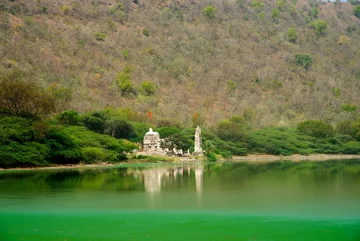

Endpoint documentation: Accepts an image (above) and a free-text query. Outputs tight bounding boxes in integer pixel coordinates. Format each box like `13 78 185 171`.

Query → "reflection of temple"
134 165 204 194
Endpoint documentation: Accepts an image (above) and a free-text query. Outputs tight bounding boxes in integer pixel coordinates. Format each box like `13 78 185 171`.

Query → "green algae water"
1 160 360 241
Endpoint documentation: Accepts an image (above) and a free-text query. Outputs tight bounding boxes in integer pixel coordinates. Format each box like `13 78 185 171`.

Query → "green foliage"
63 126 137 156
115 66 134 96
354 6 360 18
95 32 106 41
215 117 246 142
295 54 313 70
311 7 318 18
272 8 280 21
82 112 106 133
0 117 34 144
311 20 328 36
287 28 298 43
163 134 192 151
247 128 310 156
45 128 83 164
226 80 236 93
58 110 81 126
157 127 181 138
81 147 106 163
142 28 149 37
341 104 357 113
276 0 287 11
203 6 216 19
0 70 55 118
252 1 264 11
122 49 129 59
298 120 334 138
138 81 156 96
205 152 218 162
331 87 341 97
0 142 50 168
104 119 136 139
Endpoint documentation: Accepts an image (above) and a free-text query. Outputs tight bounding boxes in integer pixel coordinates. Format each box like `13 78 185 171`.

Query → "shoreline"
0 154 359 172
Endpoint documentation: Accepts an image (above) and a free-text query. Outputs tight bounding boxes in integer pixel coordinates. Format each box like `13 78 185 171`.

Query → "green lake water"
1 160 360 241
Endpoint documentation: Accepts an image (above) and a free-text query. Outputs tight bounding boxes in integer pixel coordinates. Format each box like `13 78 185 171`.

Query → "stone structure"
194 126 203 155
143 128 161 151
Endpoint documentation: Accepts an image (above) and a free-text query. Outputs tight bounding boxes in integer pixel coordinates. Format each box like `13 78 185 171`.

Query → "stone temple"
143 128 161 151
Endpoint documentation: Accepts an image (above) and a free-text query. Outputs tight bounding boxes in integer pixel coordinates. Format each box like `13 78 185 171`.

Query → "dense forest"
1 0 360 167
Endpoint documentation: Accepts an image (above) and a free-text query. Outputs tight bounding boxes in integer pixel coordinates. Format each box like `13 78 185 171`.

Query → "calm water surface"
1 160 360 240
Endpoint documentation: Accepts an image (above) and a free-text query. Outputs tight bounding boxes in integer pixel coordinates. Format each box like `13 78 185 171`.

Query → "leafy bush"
287 28 298 43
158 127 181 138
0 142 50 168
115 66 135 96
95 32 106 41
203 6 216 19
81 147 106 163
272 8 280 21
311 20 328 36
45 128 83 164
0 117 34 144
354 6 360 18
298 120 334 138
142 28 149 37
58 110 81 126
0 69 55 118
252 1 264 11
104 119 136 139
215 116 246 142
295 54 313 70
311 7 318 18
247 128 314 156
82 111 106 133
139 81 156 96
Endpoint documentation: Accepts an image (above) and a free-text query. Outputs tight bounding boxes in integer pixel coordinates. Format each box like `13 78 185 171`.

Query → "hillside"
1 0 360 127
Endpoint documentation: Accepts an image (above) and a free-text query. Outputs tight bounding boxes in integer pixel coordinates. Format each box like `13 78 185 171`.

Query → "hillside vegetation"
1 0 360 127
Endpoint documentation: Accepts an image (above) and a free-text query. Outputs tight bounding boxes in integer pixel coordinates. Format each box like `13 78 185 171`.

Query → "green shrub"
95 32 106 41
104 119 136 139
82 112 106 133
0 142 50 168
354 6 360 18
341 104 357 113
139 81 156 96
252 1 264 11
287 28 298 43
311 7 318 18
58 110 81 126
311 20 328 36
45 128 83 164
203 6 216 19
163 134 192 150
142 28 149 37
272 8 280 21
295 54 313 70
115 66 135 96
205 152 217 162
298 120 334 138
158 127 181 138
0 117 34 144
81 147 106 163
215 117 246 142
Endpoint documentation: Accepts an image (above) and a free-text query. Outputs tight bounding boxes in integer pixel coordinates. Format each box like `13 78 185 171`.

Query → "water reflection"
128 164 204 194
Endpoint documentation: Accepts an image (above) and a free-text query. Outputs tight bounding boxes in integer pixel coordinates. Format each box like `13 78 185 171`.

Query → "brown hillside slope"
0 0 359 127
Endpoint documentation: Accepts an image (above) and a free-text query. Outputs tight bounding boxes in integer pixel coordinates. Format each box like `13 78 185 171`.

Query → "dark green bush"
104 119 136 139
298 120 334 138
0 142 49 168
158 127 181 138
0 117 34 144
58 110 81 126
82 112 106 133
295 54 313 70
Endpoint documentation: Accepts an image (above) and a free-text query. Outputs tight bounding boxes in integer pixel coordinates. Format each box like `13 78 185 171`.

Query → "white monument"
194 126 203 155
143 128 161 151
